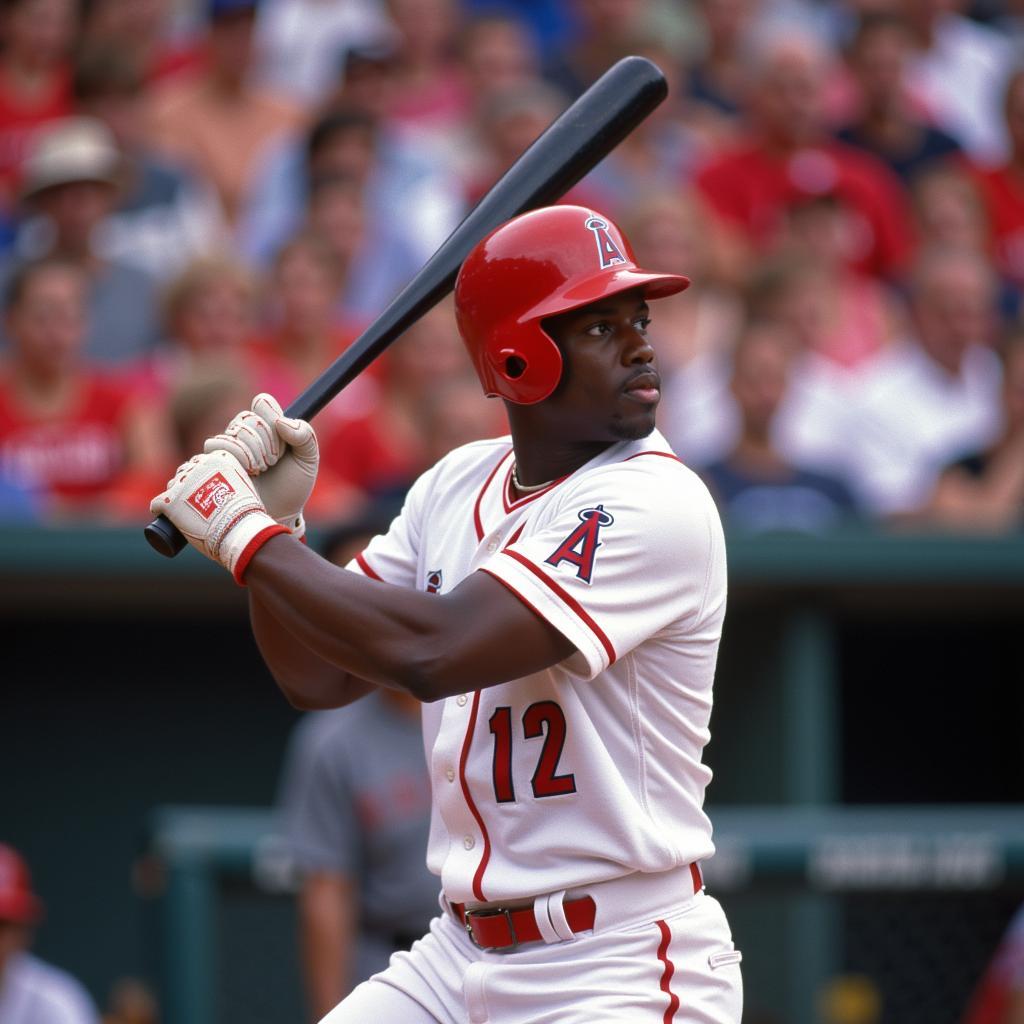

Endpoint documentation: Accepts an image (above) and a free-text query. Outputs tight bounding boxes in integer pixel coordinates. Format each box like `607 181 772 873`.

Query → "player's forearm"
249 590 375 709
246 534 469 701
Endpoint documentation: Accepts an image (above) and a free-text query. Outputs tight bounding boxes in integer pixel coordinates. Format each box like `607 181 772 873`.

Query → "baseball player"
151 204 742 1023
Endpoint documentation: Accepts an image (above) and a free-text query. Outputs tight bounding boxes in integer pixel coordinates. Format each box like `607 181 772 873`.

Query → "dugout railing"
144 803 1024 1024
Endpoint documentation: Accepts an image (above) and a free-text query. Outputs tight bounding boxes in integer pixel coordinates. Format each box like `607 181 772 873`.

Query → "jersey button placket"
456 694 468 707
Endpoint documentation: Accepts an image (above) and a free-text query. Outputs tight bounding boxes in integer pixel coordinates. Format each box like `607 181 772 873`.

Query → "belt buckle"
464 906 519 952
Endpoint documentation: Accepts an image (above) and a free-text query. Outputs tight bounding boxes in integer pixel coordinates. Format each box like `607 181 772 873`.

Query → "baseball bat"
145 55 668 556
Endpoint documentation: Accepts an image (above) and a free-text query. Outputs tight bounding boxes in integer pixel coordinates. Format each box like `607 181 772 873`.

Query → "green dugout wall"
2 527 1022 1023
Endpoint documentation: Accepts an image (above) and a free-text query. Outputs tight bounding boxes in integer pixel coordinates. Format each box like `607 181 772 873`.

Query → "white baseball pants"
320 882 742 1024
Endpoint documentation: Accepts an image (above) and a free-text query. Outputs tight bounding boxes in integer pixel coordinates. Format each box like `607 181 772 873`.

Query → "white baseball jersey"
349 428 727 905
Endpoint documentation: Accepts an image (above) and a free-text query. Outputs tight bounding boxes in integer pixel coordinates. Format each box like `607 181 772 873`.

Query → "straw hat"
19 116 122 202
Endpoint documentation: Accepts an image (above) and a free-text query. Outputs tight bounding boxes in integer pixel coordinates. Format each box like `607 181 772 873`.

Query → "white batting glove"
204 394 319 541
149 449 290 583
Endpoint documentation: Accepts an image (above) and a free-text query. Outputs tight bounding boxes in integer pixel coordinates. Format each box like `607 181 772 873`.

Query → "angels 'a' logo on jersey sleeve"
544 505 613 584
426 569 443 594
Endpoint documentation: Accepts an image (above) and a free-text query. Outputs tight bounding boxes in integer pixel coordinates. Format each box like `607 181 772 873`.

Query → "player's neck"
507 418 613 489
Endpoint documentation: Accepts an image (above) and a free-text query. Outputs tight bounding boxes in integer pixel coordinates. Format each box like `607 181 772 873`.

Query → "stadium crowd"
0 0 1022 536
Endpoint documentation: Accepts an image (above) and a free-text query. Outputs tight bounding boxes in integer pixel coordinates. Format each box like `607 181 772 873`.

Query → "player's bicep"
437 570 577 690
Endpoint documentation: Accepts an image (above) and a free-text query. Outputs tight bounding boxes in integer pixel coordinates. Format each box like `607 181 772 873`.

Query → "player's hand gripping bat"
145 55 669 556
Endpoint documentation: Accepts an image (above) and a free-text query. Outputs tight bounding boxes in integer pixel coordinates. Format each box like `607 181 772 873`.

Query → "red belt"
449 862 703 951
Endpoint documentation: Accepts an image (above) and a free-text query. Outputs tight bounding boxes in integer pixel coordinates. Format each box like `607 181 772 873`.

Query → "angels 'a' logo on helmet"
545 505 614 584
585 215 626 270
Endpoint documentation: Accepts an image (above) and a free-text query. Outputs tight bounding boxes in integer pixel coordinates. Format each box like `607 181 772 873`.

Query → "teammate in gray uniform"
279 690 436 1019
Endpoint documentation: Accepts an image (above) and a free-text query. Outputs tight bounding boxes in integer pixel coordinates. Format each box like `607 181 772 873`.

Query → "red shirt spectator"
0 368 136 504
0 257 164 517
696 139 913 280
0 0 76 204
966 70 1024 287
694 29 913 281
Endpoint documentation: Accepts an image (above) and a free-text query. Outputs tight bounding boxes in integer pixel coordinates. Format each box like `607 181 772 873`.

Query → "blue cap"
208 0 259 19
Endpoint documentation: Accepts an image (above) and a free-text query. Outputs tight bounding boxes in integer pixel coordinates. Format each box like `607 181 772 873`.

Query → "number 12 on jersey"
488 701 577 803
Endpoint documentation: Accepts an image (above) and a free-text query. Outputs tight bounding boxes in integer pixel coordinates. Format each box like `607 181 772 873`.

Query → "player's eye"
584 321 612 338
633 316 652 334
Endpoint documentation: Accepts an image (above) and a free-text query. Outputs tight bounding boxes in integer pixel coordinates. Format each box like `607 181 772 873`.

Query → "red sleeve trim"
354 550 382 581
500 550 616 665
233 523 290 585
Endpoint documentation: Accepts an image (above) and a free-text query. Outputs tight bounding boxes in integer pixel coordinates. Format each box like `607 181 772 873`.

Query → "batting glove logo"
186 472 236 520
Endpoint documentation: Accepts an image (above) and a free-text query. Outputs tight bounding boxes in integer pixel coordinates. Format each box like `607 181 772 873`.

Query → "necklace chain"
511 464 556 494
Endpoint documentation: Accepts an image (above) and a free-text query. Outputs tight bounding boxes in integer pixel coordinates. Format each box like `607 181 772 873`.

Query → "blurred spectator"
773 197 904 367
0 842 100 1024
104 363 248 522
683 0 756 124
276 511 436 1019
462 0 577 59
463 81 605 209
966 69 1024 290
305 170 422 323
579 37 705 214
457 9 541 104
79 0 205 86
0 0 77 211
146 0 305 226
320 298 492 500
900 0 1015 164
694 27 913 281
0 258 166 519
699 318 860 533
962 902 1024 1024
254 0 393 107
543 0 689 99
72 45 226 283
910 162 1020 324
380 0 469 146
840 246 1004 519
101 978 158 1024
623 190 742 464
447 8 545 185
146 255 256 392
238 106 462 288
247 229 381 436
0 464 39 519
5 117 160 365
927 328 1024 533
837 11 962 184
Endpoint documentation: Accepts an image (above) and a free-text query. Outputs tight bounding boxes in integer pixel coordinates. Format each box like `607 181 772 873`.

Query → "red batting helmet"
0 844 44 925
454 205 690 404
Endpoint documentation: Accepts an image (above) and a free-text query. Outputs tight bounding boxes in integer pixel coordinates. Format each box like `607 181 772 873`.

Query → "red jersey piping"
656 920 680 1023
624 451 683 464
501 464 569 513
458 690 492 901
473 448 514 541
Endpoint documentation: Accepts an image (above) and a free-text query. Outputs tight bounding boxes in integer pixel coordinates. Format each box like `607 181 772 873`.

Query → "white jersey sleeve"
480 453 726 680
345 460 435 586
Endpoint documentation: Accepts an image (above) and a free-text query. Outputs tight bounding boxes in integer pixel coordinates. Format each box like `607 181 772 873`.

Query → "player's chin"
608 407 657 441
